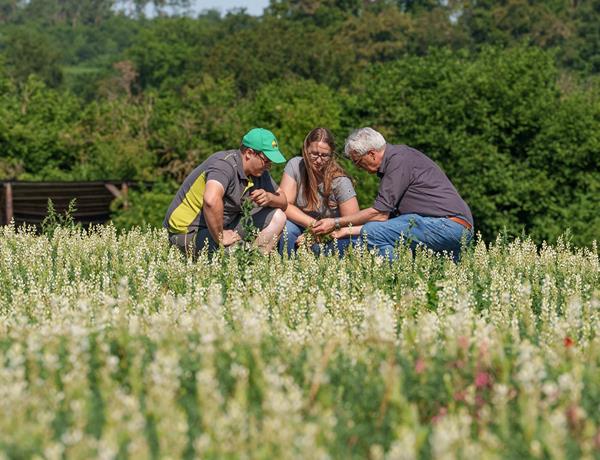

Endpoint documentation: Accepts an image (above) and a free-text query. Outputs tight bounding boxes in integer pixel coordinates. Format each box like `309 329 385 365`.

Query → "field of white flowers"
0 224 598 459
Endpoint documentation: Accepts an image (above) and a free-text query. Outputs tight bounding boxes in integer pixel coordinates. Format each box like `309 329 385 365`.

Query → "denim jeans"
360 213 473 261
278 220 305 256
278 220 358 257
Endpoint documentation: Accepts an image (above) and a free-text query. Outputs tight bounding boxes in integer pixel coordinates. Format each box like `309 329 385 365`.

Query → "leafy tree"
148 75 243 182
528 90 600 245
456 0 572 50
125 16 218 90
567 0 600 72
0 0 24 24
333 6 413 64
267 0 364 25
64 95 155 180
21 0 114 27
238 78 342 157
0 76 81 179
1 27 63 87
343 46 598 244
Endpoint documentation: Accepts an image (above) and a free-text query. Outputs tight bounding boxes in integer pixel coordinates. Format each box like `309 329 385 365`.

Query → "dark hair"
300 128 351 212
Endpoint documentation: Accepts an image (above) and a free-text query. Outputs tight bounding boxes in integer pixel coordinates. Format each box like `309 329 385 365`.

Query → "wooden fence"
0 181 135 227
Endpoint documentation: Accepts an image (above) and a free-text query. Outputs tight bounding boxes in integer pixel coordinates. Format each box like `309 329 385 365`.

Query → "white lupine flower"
362 292 397 343
386 428 417 460
431 411 472 460
0 228 598 457
515 341 546 392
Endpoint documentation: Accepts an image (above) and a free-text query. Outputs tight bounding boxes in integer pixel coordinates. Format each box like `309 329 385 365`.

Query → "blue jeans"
278 220 358 257
360 214 473 261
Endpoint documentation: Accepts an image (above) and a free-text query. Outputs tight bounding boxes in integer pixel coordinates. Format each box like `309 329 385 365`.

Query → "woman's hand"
312 218 335 235
295 233 306 246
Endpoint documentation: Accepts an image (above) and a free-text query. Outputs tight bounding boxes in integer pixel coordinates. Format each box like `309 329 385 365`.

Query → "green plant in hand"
240 197 259 244
233 198 261 268
297 220 332 250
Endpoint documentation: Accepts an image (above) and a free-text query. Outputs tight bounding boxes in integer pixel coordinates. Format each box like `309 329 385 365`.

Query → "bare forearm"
332 225 362 239
285 204 316 228
345 225 362 236
339 207 387 227
203 201 224 243
268 190 288 210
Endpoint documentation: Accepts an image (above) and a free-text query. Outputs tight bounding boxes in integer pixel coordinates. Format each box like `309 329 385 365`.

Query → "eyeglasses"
350 152 369 167
308 152 332 161
252 150 271 165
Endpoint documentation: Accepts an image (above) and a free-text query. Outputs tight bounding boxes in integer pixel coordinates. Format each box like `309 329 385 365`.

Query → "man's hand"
221 229 241 247
312 218 335 235
330 228 348 239
249 189 272 207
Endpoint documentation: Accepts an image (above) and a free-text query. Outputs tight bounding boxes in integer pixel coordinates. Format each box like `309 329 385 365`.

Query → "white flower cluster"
0 225 598 458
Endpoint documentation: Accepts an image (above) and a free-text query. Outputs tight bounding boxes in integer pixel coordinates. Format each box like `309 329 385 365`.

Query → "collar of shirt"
377 143 392 178
234 150 248 181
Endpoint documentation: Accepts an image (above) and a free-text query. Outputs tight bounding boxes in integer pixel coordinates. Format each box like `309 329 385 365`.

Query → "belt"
448 216 472 230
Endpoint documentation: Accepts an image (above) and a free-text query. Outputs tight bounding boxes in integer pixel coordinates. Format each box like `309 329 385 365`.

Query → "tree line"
0 0 598 245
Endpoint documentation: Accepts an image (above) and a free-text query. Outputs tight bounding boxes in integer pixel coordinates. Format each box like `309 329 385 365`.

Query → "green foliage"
345 46 599 245
126 17 216 91
148 75 243 181
0 26 63 87
239 198 259 243
109 181 176 231
0 76 81 179
41 198 80 237
0 2 599 245
64 96 156 180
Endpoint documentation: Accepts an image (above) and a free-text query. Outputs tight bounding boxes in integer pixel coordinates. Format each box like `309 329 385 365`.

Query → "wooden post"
105 183 122 198
121 182 129 210
4 182 13 224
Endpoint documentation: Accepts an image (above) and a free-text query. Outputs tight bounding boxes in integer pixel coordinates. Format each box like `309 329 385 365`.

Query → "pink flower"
475 371 491 388
415 357 426 374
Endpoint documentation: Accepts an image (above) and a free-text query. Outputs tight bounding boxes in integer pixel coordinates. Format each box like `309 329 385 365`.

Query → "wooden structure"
0 181 134 227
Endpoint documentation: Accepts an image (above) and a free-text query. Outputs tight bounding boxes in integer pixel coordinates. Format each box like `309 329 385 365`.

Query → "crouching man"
164 128 288 255
313 127 473 261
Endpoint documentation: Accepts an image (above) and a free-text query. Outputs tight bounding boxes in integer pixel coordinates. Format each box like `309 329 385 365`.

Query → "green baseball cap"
242 128 286 164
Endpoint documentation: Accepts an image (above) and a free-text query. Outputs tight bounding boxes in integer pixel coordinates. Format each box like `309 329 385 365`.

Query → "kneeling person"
164 128 288 255
313 127 473 261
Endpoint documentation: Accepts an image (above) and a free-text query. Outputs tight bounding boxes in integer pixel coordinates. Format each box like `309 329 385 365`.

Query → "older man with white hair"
312 127 473 260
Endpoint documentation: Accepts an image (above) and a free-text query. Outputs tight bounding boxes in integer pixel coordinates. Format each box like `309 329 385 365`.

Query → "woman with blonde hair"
278 127 360 256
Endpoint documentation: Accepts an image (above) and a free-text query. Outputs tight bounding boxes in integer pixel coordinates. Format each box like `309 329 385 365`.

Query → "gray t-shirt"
164 149 278 233
373 144 474 226
284 156 356 219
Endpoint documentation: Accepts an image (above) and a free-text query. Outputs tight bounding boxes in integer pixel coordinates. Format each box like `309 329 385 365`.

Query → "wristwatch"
334 217 341 230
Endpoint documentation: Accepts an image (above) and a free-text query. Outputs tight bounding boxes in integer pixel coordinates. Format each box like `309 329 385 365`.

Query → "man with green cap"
164 128 288 255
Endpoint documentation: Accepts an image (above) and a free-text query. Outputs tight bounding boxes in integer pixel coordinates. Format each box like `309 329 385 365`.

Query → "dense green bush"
110 180 177 231
1 1 599 245
344 46 599 245
0 75 81 179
